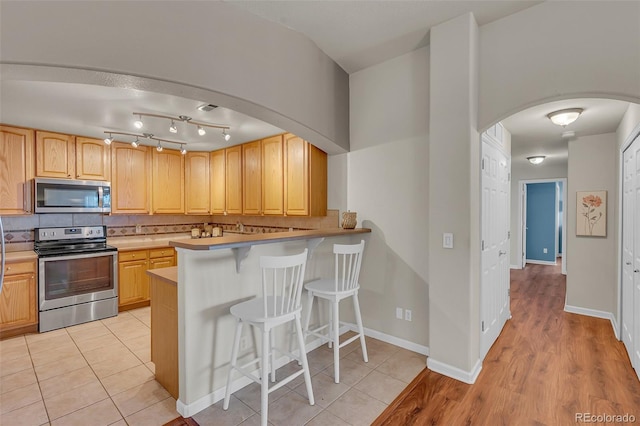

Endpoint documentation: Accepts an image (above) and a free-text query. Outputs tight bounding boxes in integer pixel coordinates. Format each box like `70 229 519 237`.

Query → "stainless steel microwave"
35 178 111 214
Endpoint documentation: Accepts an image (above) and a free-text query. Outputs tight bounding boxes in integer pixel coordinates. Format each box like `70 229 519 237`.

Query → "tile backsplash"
1 210 339 251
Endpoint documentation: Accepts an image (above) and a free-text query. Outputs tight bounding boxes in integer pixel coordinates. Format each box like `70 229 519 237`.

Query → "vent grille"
197 104 218 112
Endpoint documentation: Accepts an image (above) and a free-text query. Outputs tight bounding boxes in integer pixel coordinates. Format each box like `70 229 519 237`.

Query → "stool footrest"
339 333 361 348
269 369 305 393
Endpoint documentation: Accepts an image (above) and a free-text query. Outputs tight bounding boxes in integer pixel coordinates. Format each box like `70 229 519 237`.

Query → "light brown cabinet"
210 149 226 214
36 131 75 178
243 140 262 215
284 133 327 216
152 148 185 214
185 152 210 214
118 247 176 311
111 142 151 214
0 260 38 338
262 135 284 215
225 145 243 215
75 137 110 181
0 126 34 215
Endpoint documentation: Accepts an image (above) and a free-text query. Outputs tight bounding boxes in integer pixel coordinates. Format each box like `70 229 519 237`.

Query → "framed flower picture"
576 190 607 237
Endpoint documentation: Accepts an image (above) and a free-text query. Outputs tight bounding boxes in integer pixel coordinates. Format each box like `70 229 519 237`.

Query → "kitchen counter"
170 228 370 251
146 266 177 285
108 233 193 251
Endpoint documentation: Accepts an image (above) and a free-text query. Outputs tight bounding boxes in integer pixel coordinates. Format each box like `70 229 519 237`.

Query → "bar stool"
223 249 314 426
303 240 367 383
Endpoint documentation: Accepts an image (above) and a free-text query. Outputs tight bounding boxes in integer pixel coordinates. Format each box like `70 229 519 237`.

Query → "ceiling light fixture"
104 131 189 152
134 115 144 129
104 133 113 145
131 112 229 138
547 108 583 127
527 156 546 165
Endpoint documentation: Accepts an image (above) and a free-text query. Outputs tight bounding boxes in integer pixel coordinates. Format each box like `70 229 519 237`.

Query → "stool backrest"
260 249 308 318
333 240 365 292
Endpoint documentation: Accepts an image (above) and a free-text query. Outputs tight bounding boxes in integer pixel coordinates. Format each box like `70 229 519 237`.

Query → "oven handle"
38 250 117 263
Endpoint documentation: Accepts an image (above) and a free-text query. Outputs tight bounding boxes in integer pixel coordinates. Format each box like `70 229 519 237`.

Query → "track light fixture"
156 141 163 152
180 145 187 155
134 115 144 129
131 112 230 139
131 137 139 148
104 131 189 153
104 133 113 145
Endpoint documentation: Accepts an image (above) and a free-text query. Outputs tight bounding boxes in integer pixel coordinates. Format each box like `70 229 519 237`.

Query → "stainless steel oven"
35 226 118 332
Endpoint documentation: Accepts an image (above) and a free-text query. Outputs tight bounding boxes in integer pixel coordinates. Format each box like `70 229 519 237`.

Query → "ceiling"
0 1 633 157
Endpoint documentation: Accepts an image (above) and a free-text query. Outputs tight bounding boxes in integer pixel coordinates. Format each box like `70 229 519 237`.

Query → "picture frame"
576 190 607 237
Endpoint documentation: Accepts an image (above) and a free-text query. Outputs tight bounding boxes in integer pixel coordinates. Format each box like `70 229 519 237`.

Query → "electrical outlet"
135 224 142 234
543 248 548 254
405 309 412 322
396 307 403 319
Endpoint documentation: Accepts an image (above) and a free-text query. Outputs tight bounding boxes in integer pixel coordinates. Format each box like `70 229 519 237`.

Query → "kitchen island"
166 227 370 417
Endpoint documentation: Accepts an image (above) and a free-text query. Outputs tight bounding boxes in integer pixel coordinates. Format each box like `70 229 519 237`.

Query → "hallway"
374 263 640 425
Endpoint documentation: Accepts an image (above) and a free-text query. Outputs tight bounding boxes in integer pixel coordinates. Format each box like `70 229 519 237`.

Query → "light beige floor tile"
0 335 26 352
353 370 407 404
239 413 272 425
375 348 425 383
100 312 136 326
108 323 150 341
0 368 37 395
234 382 291 413
67 322 113 342
326 388 387 426
39 366 97 399
0 382 42 415
25 329 68 345
100 364 155 396
321 357 372 386
111 380 170 417
120 333 150 352
193 396 256 426
34 353 88 382
27 333 75 356
73 332 121 353
344 338 399 369
0 354 33 378
306 347 336 373
0 336 29 361
145 362 156 374
266 390 323 426
276 360 315 390
91 352 143 379
50 398 122 426
124 397 179 426
82 342 130 365
306 410 352 426
108 420 127 426
0 399 49 426
43 380 108 420
293 370 349 408
30 342 81 367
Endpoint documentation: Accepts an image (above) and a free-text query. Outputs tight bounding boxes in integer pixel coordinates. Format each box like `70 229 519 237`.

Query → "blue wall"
558 182 563 255
526 182 557 262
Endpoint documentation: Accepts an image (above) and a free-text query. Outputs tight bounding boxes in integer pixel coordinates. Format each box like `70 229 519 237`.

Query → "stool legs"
353 293 368 363
223 319 243 410
295 314 315 406
261 329 269 426
332 299 340 383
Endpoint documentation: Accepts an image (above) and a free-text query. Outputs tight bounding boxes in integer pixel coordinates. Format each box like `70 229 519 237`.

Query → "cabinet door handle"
635 269 640 273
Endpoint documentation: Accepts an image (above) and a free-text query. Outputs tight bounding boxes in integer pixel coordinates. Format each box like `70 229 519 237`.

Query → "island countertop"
169 228 370 251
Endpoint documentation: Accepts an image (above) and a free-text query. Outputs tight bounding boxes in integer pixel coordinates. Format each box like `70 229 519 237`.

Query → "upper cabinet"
210 149 226 215
185 152 210 215
36 131 75 179
262 135 284 215
0 126 35 215
75 137 110 181
111 142 151 214
36 133 110 181
225 145 243 215
243 140 262 215
152 148 185 214
284 134 327 216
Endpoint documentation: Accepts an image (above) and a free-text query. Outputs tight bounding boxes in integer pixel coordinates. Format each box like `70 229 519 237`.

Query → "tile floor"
0 309 426 426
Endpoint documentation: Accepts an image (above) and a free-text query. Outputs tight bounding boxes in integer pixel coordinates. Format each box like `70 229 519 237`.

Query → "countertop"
108 233 193 251
146 266 177 285
170 228 371 251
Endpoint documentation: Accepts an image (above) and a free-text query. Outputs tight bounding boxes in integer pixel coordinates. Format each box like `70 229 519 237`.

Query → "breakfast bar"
164 227 370 417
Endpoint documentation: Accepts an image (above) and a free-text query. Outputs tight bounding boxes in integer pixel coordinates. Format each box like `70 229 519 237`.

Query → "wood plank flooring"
374 262 640 425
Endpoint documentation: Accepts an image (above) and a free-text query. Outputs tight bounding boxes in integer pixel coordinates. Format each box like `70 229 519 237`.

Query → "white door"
622 141 634 362
633 136 640 376
480 138 511 359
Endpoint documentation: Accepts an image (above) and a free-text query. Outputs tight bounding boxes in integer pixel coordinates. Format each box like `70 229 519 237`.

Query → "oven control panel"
36 226 105 241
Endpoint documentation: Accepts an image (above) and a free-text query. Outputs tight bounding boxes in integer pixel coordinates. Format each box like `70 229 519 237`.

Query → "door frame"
518 178 567 275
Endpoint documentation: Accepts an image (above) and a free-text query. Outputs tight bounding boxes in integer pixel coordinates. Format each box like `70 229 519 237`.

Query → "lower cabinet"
0 260 38 338
118 247 175 311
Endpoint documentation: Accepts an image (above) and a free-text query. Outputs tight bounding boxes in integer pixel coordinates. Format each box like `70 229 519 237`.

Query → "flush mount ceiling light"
527 156 546 165
547 108 583 127
104 131 188 154
131 112 230 140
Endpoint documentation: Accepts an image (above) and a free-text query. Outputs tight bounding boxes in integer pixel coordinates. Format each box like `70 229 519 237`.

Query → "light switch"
443 233 454 249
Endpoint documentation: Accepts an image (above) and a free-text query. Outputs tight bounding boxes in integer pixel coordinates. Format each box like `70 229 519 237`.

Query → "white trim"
343 322 429 356
510 264 521 270
427 357 482 384
564 304 617 337
525 259 557 266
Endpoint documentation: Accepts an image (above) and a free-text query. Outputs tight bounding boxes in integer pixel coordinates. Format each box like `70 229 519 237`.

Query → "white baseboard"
342 322 429 356
525 259 557 266
427 357 482 384
564 304 617 337
510 264 521 270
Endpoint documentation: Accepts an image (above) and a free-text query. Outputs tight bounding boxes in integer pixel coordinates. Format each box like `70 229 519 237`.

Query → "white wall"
566 133 618 316
348 47 429 346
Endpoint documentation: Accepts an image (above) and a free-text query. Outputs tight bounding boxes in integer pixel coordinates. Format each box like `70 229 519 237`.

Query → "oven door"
39 251 118 311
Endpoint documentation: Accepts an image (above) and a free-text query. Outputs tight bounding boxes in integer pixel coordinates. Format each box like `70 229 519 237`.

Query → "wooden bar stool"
303 240 367 383
223 249 314 426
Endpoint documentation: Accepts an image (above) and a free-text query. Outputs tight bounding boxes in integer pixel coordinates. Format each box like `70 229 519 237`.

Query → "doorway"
519 178 567 275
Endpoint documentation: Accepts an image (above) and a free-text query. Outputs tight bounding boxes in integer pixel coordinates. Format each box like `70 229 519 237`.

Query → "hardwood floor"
374 262 640 425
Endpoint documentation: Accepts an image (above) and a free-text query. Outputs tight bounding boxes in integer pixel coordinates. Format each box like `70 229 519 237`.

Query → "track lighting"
180 145 187 155
169 120 177 134
197 126 206 136
131 137 139 148
223 129 230 141
134 115 144 129
104 134 113 145
156 141 163 152
104 131 188 153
